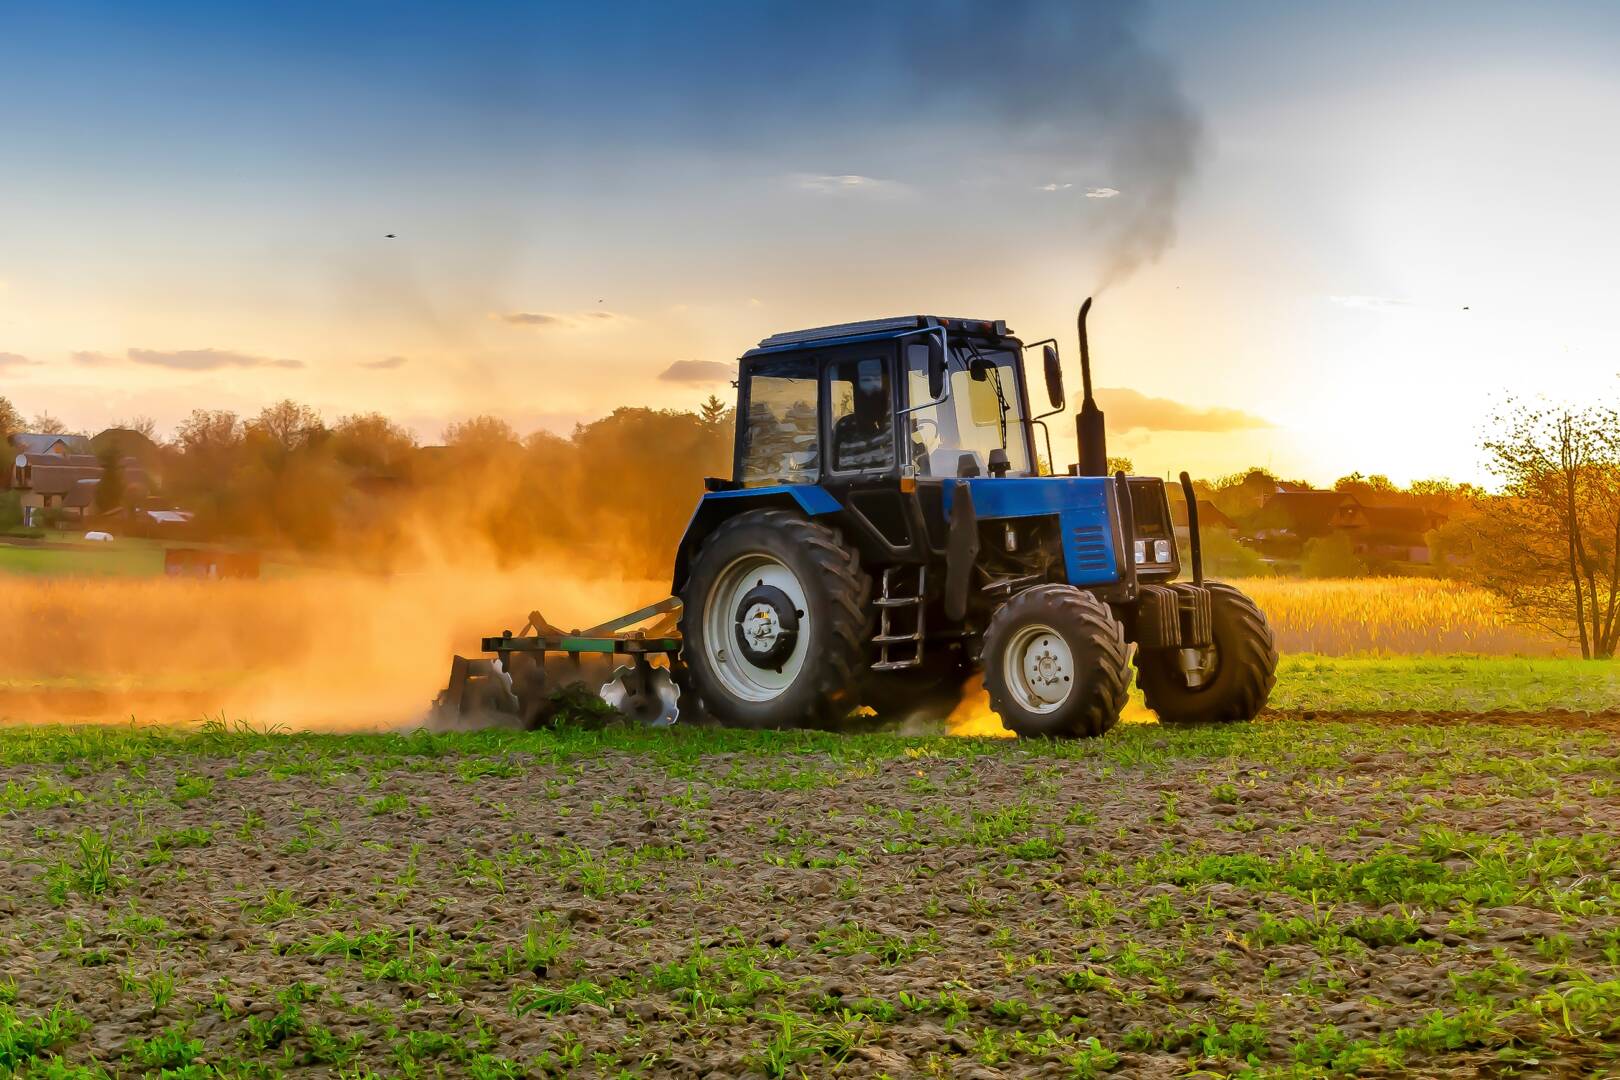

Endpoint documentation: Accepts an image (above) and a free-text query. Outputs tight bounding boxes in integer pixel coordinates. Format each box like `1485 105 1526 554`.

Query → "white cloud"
1085 187 1120 199
359 355 408 370
793 173 907 196
0 351 37 369
1040 182 1074 192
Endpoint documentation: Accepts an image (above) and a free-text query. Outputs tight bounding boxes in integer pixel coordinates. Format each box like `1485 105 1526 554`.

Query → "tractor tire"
1136 581 1277 724
982 585 1130 739
678 509 872 729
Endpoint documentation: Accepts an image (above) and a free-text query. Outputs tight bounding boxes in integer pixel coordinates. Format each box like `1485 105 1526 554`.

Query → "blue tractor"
440 300 1277 737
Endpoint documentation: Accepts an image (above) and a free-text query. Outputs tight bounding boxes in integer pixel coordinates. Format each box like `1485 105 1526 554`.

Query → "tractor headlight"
1154 539 1172 564
1133 540 1147 565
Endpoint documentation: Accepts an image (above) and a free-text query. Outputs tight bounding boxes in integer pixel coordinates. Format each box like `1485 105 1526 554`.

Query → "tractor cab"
733 316 1039 493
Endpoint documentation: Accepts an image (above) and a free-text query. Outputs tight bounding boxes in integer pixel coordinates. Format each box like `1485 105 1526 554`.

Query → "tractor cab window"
905 344 1031 477
740 355 820 486
827 356 895 473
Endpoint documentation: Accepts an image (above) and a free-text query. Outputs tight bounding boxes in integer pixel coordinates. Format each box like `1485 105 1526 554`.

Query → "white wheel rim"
703 553 809 703
1004 623 1074 714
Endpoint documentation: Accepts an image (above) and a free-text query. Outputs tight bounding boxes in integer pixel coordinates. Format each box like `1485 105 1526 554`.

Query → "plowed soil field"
1 716 1617 1078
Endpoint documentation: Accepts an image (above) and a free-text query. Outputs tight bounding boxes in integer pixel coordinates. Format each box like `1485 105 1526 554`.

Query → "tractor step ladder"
872 565 926 671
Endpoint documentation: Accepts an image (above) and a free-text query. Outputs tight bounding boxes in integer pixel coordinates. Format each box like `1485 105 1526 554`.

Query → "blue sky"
2 1 1618 483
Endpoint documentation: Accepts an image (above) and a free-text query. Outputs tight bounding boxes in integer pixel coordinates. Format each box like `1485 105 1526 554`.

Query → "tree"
1333 472 1397 497
0 396 21 446
1301 531 1368 578
247 400 324 454
30 412 69 434
172 410 243 457
1106 455 1135 476
93 442 126 515
331 412 418 473
1469 398 1620 659
699 394 728 428
442 415 521 459
1182 528 1270 578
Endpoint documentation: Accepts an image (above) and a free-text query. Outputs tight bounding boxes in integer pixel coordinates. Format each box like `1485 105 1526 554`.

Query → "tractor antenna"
1076 297 1108 476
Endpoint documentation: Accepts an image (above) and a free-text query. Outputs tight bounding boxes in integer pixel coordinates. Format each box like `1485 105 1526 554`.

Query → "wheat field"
1234 576 1563 656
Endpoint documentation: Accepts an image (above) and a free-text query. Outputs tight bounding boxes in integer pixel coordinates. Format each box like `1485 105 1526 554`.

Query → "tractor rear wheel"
678 509 872 729
1136 582 1277 724
982 585 1130 738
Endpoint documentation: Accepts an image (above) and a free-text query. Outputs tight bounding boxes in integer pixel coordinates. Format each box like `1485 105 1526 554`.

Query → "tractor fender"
671 486 842 595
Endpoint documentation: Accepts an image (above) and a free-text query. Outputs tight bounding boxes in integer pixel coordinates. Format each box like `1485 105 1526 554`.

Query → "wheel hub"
703 552 812 704
1178 644 1219 689
733 583 799 669
1004 624 1075 714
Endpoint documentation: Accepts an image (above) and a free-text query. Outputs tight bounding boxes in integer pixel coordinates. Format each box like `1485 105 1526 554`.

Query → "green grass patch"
0 538 167 577
1265 654 1620 713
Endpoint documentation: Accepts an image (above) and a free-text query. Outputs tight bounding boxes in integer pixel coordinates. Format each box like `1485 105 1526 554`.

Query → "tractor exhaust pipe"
1076 297 1108 477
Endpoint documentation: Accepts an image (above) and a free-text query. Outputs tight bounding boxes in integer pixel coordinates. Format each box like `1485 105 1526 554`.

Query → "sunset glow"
3 2 1618 485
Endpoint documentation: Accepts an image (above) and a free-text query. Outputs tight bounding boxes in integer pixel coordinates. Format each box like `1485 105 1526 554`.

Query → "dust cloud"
0 560 663 730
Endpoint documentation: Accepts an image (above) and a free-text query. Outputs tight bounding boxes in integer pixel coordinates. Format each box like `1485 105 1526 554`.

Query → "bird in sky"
385 233 397 239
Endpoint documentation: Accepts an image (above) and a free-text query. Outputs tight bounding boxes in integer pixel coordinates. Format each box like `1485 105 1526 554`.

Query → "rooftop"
8 432 93 456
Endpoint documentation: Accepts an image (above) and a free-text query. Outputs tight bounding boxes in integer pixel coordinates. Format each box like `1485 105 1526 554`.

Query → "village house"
1168 497 1237 543
1247 489 1446 565
1250 490 1368 554
6 432 148 525
1355 504 1447 564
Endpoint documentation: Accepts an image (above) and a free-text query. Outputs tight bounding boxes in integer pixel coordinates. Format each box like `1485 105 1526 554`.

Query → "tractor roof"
745 315 1010 357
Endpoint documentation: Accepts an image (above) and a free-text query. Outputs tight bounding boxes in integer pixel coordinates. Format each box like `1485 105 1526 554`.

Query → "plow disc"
600 662 680 727
430 598 683 729
430 656 521 727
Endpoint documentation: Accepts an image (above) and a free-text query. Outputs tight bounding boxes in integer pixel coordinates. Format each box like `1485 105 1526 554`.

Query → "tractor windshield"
904 344 1031 478
739 354 821 486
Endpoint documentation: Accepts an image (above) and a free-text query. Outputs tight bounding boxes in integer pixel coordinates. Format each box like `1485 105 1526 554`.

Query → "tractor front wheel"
678 509 872 729
982 585 1130 738
1136 582 1277 724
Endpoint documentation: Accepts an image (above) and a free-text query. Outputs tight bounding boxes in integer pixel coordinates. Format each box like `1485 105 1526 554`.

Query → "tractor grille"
1068 523 1112 575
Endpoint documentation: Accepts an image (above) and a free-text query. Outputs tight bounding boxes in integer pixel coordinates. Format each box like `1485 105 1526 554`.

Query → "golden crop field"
1234 576 1564 656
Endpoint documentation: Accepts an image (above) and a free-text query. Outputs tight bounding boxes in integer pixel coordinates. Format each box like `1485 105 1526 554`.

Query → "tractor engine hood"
942 475 1124 586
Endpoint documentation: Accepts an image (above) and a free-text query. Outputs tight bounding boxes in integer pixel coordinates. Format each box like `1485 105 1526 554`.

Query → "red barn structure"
163 549 261 579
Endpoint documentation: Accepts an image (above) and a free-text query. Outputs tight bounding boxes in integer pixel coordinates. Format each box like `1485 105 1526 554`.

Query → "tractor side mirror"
1043 344 1064 409
926 334 946 400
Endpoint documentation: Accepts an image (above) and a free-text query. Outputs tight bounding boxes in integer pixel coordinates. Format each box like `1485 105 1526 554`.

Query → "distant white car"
83 531 115 542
